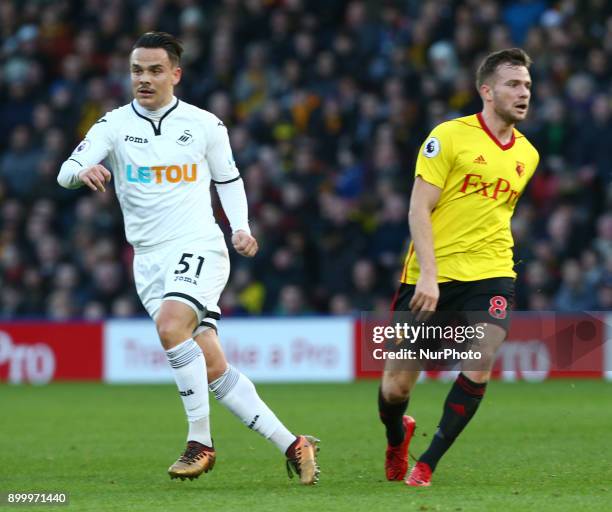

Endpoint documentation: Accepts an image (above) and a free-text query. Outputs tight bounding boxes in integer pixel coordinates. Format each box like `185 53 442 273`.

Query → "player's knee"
156 317 192 349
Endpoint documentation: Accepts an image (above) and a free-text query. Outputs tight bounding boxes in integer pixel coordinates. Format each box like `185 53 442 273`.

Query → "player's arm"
408 126 453 314
217 181 258 258
408 177 442 313
57 117 113 192
206 115 257 258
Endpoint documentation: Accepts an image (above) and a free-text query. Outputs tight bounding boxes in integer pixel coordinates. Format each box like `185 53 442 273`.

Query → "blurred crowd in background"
1 0 611 320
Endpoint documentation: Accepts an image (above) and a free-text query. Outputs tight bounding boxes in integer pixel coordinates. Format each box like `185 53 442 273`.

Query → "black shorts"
392 277 515 332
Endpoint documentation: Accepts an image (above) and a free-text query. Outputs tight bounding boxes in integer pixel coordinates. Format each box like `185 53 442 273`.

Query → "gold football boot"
285 435 320 485
168 441 216 480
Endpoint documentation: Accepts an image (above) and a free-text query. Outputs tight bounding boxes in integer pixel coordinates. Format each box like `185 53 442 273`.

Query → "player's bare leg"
461 322 507 384
379 367 420 480
407 323 506 487
159 300 216 480
196 328 320 485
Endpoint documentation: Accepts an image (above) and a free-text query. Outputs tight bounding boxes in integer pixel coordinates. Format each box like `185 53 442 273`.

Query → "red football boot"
405 461 432 487
385 415 416 481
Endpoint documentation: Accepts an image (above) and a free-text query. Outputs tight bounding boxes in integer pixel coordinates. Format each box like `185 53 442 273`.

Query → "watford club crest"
515 161 525 177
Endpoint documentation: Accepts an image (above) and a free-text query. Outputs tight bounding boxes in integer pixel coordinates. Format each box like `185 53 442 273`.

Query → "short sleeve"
415 123 454 189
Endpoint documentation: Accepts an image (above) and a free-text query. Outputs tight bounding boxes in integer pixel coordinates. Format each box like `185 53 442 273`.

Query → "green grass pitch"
1 380 611 511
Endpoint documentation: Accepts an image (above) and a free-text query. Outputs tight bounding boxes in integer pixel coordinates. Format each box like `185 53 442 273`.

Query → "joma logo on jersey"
125 164 198 183
124 135 149 144
460 173 520 205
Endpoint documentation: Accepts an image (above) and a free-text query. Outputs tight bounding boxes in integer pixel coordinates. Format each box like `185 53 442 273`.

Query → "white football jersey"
58 98 239 251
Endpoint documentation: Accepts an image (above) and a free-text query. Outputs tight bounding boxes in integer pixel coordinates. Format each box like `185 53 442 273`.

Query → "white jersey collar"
132 96 178 122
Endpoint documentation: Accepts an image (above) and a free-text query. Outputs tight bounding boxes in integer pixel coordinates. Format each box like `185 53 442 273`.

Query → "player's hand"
78 164 112 192
232 230 258 257
409 274 439 320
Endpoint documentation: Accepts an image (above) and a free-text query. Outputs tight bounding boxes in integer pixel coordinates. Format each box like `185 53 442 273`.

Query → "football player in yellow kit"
378 48 538 487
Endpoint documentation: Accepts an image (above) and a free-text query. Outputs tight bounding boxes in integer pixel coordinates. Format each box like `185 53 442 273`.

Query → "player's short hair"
476 48 532 88
132 32 183 66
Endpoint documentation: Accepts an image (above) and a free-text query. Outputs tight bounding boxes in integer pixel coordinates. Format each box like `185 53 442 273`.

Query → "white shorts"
133 237 230 335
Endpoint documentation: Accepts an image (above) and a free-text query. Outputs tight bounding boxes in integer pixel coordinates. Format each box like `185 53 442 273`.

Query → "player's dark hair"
132 32 183 66
476 48 532 88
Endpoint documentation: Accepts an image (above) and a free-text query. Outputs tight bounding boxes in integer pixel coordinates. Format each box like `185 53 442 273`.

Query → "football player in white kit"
58 32 319 484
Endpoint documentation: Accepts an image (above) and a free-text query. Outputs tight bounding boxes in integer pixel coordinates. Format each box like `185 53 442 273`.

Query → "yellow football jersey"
401 113 539 284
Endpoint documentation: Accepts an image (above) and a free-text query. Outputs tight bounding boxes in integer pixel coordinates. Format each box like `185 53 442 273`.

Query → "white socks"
165 338 212 447
210 366 297 453
166 341 295 454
